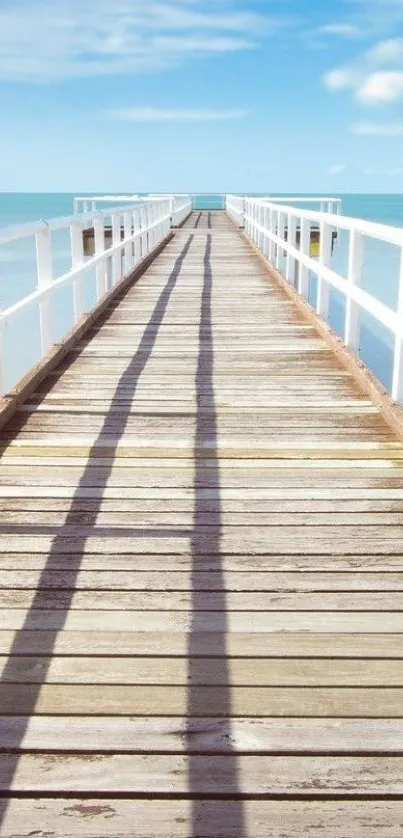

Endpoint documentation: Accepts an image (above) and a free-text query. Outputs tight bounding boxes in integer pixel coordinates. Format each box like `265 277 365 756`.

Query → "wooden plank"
1 656 403 685
4 589 403 611
1 799 402 837
0 630 401 657
1 532 403 555
0 753 402 792
0 609 402 632
1 717 403 753
2 554 403 571
4 569 403 591
4 510 403 527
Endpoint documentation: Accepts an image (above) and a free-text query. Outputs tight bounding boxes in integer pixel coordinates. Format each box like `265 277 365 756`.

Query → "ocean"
0 191 402 392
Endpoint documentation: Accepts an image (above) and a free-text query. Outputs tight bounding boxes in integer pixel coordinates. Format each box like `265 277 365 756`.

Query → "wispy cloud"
352 121 403 135
318 23 361 38
106 107 249 122
344 0 403 35
323 37 403 105
328 163 347 175
0 0 283 82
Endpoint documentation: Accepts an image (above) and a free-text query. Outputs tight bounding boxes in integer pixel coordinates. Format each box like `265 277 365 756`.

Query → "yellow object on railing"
309 241 320 258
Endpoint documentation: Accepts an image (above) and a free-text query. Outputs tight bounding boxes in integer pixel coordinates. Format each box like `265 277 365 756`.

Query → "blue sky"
1 0 403 192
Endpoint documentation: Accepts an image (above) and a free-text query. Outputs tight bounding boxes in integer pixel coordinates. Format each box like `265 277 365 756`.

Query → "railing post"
111 213 122 285
36 225 54 354
140 206 148 258
298 217 310 298
123 211 132 274
0 322 5 395
392 248 403 402
258 205 264 251
263 207 270 258
149 204 156 250
93 216 107 301
70 221 85 321
316 219 332 319
269 210 277 265
276 212 285 271
344 229 363 351
286 212 297 284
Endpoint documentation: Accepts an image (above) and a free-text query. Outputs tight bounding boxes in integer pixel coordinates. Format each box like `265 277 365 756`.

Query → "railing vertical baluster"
277 212 285 271
140 206 147 258
268 209 276 264
133 209 140 263
316 220 332 319
263 207 269 258
123 211 132 274
93 215 106 301
111 214 122 285
0 322 5 395
344 229 363 351
391 248 403 402
259 205 264 251
70 221 85 321
298 218 310 298
147 204 153 251
36 225 54 354
286 212 297 284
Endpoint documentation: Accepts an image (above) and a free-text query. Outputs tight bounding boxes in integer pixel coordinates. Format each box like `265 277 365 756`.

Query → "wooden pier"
0 210 402 834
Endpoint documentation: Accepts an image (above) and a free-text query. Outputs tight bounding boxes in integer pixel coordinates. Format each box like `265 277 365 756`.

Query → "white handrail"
73 194 193 223
225 194 403 404
0 195 191 393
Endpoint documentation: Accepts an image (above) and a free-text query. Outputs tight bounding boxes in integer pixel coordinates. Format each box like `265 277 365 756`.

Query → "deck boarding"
0 211 402 835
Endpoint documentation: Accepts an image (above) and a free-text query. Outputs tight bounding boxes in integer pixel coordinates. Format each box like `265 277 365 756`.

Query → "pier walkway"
0 210 402 834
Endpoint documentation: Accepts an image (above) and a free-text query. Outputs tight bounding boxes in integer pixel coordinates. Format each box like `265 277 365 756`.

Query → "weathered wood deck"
0 210 402 834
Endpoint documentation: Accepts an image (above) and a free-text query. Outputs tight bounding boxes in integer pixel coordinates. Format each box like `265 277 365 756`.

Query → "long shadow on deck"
0 234 193 825
188 234 245 834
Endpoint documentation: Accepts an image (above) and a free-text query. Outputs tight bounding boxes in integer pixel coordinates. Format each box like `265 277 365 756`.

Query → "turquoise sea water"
0 192 402 391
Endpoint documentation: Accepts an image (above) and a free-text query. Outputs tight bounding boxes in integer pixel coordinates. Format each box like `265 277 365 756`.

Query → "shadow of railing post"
188 233 245 835
0 234 194 825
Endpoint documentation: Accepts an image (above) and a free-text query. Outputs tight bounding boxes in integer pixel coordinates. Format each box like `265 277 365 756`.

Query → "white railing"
74 194 192 227
226 195 246 227
73 195 140 214
170 196 193 226
0 197 178 393
226 195 342 227
228 195 403 404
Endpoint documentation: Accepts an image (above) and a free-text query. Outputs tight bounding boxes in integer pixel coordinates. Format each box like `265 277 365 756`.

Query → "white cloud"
106 107 249 122
357 71 403 103
353 121 403 135
323 68 361 91
328 164 346 175
0 0 278 82
318 23 361 38
323 37 403 105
